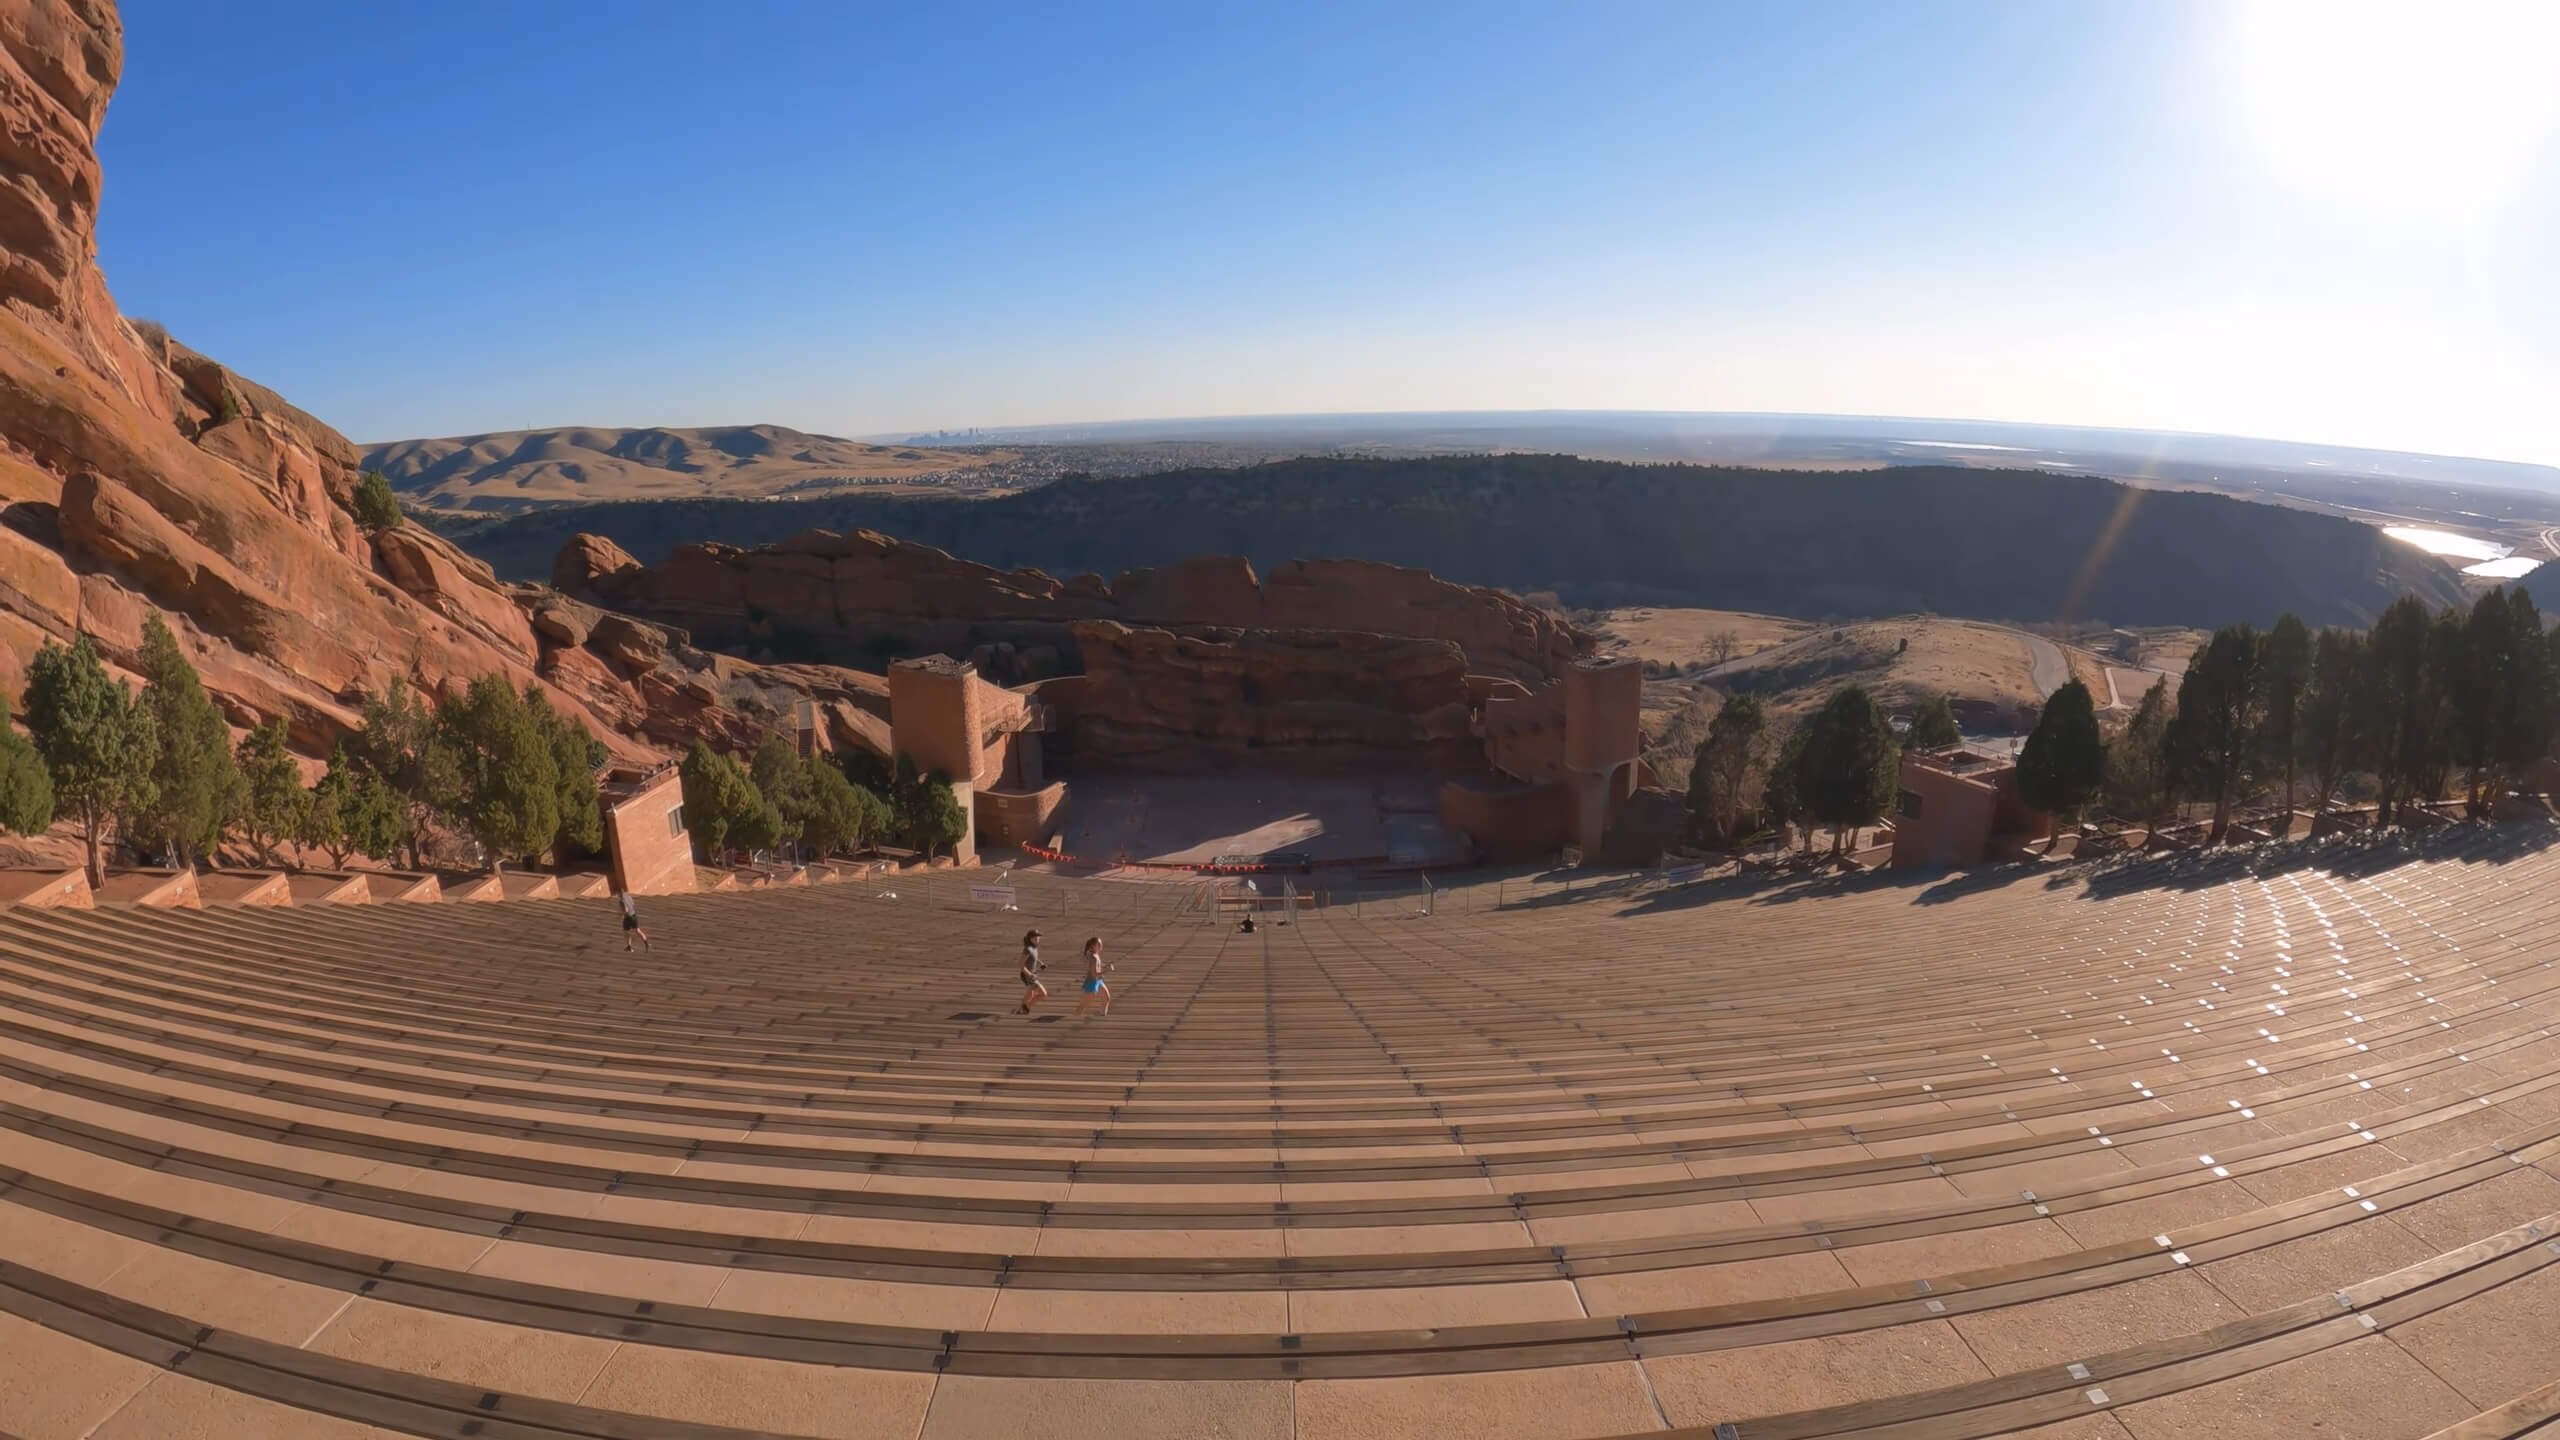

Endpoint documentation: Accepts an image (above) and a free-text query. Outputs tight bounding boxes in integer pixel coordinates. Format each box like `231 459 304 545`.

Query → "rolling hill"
360 424 1007 511
436 455 2467 631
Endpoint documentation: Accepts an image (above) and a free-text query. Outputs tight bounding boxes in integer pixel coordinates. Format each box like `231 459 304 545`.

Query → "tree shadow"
2051 818 2560 902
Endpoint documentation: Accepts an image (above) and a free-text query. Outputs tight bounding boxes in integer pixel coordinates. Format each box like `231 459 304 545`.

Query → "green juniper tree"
0 709 55 839
233 717 306 866
351 685 456 870
2259 613 2312 816
1685 692 1768 849
352 470 403 530
1797 686 1898 855
2102 677 2174 829
526 689 605 861
2165 624 2265 843
679 739 761 861
1903 694 1962 752
22 633 154 885
803 759 888 857
133 612 242 868
434 676 559 870
2015 679 2107 829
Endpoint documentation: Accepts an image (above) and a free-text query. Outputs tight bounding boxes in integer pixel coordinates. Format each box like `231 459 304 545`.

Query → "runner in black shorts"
1017 929 1047 1014
619 892 650 952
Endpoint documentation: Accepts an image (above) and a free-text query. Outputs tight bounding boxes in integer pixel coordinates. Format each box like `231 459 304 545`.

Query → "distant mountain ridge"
437 455 2467 630
361 424 989 511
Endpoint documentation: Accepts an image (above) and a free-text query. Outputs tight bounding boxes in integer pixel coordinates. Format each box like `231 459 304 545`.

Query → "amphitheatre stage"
6 823 2560 1438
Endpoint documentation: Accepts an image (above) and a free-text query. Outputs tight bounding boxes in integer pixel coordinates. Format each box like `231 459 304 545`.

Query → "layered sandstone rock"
0 0 897 766
562 528 1587 685
1058 620 1486 774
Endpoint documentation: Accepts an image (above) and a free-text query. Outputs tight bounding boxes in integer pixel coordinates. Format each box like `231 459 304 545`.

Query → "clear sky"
99 1 2560 461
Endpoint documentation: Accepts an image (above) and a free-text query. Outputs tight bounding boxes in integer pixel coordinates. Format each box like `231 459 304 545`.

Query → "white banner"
968 885 1018 906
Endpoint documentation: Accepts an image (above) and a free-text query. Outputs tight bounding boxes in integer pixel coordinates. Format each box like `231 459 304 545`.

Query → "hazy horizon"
104 1 2560 465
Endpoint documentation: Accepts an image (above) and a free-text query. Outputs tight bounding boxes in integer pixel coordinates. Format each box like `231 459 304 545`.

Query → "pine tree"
1759 726 1808 851
1904 694 1962 751
300 748 356 868
526 689 604 860
2015 679 2105 827
803 760 887 857
1797 686 1898 855
2260 614 2311 815
679 740 759 861
351 686 454 869
434 676 559 869
346 773 407 864
1685 693 1768 848
2165 623 2265 843
0 713 54 838
133 612 241 867
352 470 403 530
233 717 305 866
891 753 969 859
2362 596 2444 824
2102 677 2173 828
2298 627 2363 816
751 736 815 856
23 633 154 885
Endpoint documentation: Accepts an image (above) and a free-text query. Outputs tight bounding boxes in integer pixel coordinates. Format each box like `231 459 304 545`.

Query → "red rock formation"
563 529 1588 685
0 0 896 765
1057 620 1487 774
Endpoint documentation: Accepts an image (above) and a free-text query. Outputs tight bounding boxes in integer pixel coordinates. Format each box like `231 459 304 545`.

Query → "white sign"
968 885 1018 906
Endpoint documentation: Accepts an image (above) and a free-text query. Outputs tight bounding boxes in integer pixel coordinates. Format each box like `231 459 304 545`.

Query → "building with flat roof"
1890 745 2051 869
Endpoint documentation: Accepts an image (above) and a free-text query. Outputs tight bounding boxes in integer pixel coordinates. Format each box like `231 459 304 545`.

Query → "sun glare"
2227 0 2560 219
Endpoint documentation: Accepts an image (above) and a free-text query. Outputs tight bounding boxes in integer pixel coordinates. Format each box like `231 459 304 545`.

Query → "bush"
353 471 404 530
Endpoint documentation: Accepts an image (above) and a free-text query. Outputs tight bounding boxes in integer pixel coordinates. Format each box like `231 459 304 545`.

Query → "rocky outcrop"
562 527 1587 685
1056 620 1486 774
0 0 904 769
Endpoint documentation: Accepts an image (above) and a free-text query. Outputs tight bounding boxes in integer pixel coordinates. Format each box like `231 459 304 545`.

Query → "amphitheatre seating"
3 824 2560 1438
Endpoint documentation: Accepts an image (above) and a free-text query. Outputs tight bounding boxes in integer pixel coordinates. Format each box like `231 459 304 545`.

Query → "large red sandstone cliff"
558 528 1589 687
0 0 887 761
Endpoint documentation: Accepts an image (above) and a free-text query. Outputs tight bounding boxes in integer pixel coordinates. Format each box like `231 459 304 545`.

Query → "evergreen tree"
2102 677 2174 827
2361 596 2448 824
300 748 355 868
352 470 403 530
2446 587 2554 817
2259 613 2312 815
346 773 407 864
525 690 604 860
0 713 55 838
133 612 241 867
351 686 455 869
233 718 305 866
2015 679 2105 826
679 739 760 861
891 753 970 858
2297 627 2364 816
434 676 559 869
803 759 888 857
1904 694 1962 751
750 736 815 856
1797 686 1897 854
23 633 154 885
1762 726 1811 852
2165 623 2265 843
1685 692 1768 848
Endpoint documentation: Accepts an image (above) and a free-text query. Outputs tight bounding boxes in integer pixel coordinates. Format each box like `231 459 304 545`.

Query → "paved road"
2543 527 2560 558
2023 634 2069 699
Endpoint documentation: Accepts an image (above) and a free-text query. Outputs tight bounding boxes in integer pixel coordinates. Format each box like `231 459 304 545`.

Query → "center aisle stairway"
6 824 2560 1439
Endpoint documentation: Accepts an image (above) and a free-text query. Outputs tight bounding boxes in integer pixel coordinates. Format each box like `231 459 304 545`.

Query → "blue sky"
101 1 2560 461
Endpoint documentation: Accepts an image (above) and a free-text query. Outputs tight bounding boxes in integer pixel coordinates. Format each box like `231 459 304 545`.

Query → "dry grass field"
361 424 1015 511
